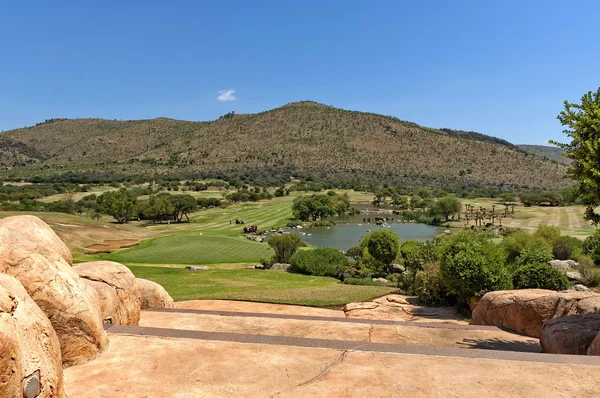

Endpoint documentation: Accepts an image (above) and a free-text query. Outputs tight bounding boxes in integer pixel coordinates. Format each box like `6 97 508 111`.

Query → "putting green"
105 234 273 265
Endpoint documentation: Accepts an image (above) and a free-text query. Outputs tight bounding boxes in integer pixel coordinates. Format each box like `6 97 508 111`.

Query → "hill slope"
0 101 568 190
517 145 568 164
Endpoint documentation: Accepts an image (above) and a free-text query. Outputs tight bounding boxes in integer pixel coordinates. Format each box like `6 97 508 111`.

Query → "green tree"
267 233 303 264
97 188 137 224
171 194 198 222
552 88 600 224
367 230 400 273
430 195 462 221
440 230 509 300
292 194 336 221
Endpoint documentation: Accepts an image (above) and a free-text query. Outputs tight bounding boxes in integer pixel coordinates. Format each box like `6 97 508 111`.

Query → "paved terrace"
64 300 600 397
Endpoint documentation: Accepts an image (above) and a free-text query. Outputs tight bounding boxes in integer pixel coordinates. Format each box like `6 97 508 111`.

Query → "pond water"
284 221 446 251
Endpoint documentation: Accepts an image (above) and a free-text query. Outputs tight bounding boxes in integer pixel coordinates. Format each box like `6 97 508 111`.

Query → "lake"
284 222 446 251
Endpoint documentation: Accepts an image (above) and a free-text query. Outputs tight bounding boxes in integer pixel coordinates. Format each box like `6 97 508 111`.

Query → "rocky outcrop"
588 331 600 355
74 261 142 326
0 274 65 397
470 289 600 337
0 215 72 265
344 294 463 323
186 265 209 271
549 259 577 271
137 278 175 309
0 216 107 366
270 263 290 271
540 314 600 355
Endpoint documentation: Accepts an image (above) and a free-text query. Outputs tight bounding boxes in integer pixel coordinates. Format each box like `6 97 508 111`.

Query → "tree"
292 194 337 221
439 230 510 301
430 195 462 221
267 233 303 264
97 188 137 224
367 230 400 273
171 194 198 222
552 88 600 224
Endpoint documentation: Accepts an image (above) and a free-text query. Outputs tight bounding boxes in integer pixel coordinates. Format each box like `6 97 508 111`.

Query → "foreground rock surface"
344 294 464 323
74 261 142 326
137 278 175 309
470 289 600 337
0 215 72 265
0 274 65 398
540 314 600 355
589 331 600 355
0 216 107 366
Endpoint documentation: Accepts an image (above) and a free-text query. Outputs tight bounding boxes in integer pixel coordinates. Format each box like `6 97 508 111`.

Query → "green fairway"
106 234 273 264
128 265 397 306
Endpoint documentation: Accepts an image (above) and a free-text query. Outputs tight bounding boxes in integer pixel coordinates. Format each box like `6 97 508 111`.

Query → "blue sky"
1 1 598 144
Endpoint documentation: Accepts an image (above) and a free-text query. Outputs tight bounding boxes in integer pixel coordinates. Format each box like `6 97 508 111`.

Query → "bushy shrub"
533 224 561 244
512 263 569 290
516 241 554 265
401 240 440 273
267 233 303 263
574 254 600 287
503 231 534 260
414 263 448 305
552 235 582 260
440 230 510 300
583 229 600 265
367 230 400 271
290 247 349 277
345 246 364 261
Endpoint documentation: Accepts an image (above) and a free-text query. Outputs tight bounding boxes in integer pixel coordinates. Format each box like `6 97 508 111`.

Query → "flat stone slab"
64 334 600 397
175 299 346 318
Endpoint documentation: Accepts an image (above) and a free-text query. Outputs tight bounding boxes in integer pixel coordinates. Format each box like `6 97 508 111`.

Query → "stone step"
140 308 540 353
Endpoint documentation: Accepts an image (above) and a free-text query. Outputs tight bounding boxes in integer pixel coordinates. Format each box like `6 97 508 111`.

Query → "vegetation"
439 230 510 301
0 101 568 190
267 233 303 264
414 262 448 306
292 192 349 221
290 247 349 277
553 88 600 223
512 263 569 290
366 230 400 274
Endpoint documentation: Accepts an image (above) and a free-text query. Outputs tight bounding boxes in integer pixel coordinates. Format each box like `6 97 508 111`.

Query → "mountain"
0 101 569 190
517 145 569 164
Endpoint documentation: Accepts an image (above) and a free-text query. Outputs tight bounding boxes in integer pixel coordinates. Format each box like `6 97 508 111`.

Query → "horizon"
1 1 599 145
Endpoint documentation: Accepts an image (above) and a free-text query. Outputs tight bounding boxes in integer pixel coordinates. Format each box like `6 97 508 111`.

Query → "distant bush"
367 230 400 274
552 235 582 260
290 247 349 277
414 263 448 305
516 241 554 266
440 230 510 300
267 233 303 264
512 263 569 290
503 231 535 261
343 277 384 286
401 240 440 273
533 224 561 244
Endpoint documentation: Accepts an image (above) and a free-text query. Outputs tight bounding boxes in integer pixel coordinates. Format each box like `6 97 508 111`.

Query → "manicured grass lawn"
129 265 397 306
106 234 273 264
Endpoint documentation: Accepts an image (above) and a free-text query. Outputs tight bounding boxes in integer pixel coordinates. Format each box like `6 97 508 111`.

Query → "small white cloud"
217 89 237 101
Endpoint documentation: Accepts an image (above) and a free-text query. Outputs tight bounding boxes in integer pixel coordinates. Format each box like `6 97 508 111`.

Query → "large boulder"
0 233 107 366
540 315 600 355
470 289 600 337
588 331 600 355
549 259 577 271
137 278 175 309
0 215 72 265
74 261 142 326
0 274 65 397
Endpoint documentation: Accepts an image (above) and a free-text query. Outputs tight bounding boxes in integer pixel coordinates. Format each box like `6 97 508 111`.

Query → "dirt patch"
87 239 139 251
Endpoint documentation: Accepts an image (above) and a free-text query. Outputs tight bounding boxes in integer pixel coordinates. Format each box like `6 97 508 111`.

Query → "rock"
588 331 600 355
470 289 600 337
540 314 600 355
0 215 72 265
0 274 66 397
186 265 209 271
570 284 591 292
0 242 107 366
565 271 587 283
137 278 175 309
270 263 290 271
469 296 481 312
254 264 265 270
246 265 256 269
344 302 379 311
372 277 388 283
74 261 142 325
549 259 578 271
